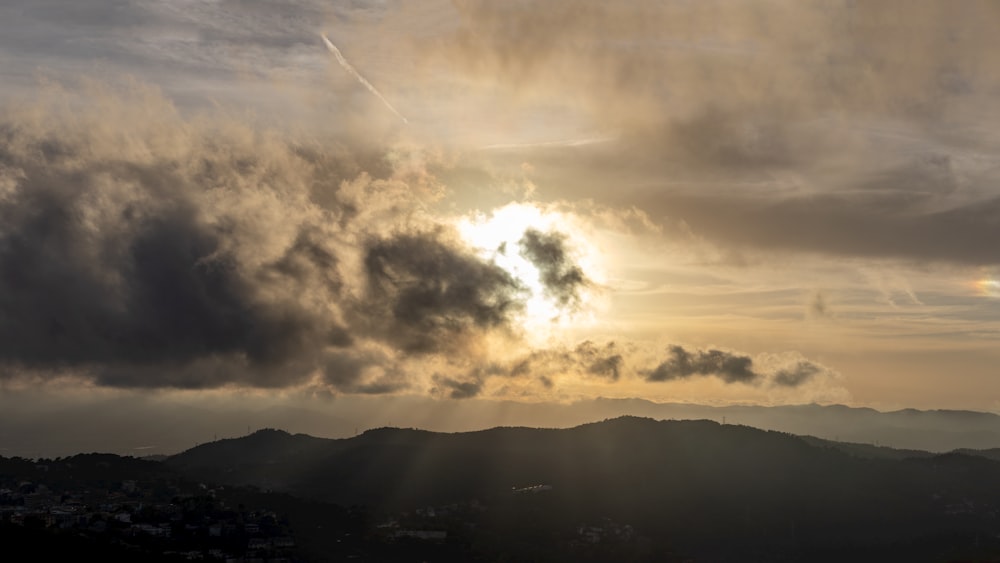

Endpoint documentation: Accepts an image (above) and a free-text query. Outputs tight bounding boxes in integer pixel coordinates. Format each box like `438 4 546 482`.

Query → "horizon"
6 395 1000 460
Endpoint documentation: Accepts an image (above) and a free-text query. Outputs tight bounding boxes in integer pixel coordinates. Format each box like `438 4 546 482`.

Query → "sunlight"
456 203 604 340
975 278 1000 297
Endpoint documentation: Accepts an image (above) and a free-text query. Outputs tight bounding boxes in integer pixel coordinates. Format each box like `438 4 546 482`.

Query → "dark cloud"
518 228 589 309
503 340 833 391
773 361 823 388
361 230 525 353
575 341 624 381
644 345 834 389
319 347 409 395
0 86 470 391
0 137 346 388
432 374 484 399
645 345 759 384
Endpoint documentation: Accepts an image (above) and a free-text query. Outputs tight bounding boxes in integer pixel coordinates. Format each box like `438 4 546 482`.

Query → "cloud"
0 80 492 391
0 38 859 402
518 228 589 309
581 346 624 381
432 374 484 399
509 340 625 383
477 339 840 396
622 188 1000 267
0 79 633 395
643 345 834 389
645 345 758 384
11 1 1000 268
439 1 1000 131
360 229 525 353
320 344 408 395
421 1 1000 267
772 361 822 388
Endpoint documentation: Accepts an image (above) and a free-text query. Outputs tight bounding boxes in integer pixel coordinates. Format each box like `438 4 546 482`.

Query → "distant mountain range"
6 396 1000 458
585 400 1000 452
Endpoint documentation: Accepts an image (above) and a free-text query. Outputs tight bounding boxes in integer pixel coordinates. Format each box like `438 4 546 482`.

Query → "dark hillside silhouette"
166 417 1000 561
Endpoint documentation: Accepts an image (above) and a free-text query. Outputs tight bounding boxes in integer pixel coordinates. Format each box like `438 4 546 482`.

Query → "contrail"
321 33 408 124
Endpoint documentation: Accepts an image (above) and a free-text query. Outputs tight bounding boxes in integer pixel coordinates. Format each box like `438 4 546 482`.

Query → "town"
0 454 299 562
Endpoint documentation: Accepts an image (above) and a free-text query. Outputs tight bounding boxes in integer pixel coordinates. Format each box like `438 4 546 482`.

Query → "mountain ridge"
7 398 1000 458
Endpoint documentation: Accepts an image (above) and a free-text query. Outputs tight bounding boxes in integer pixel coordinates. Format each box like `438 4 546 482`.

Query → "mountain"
578 400 1000 452
167 417 1000 561
6 395 1000 459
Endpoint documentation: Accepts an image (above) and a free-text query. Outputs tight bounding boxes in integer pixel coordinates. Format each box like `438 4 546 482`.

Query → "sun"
456 203 604 340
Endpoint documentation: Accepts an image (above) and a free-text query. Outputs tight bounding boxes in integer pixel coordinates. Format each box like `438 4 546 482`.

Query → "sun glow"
976 278 1000 297
456 203 604 339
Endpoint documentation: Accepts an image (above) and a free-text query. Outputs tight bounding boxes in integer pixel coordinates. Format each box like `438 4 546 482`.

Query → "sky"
2 0 1000 442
